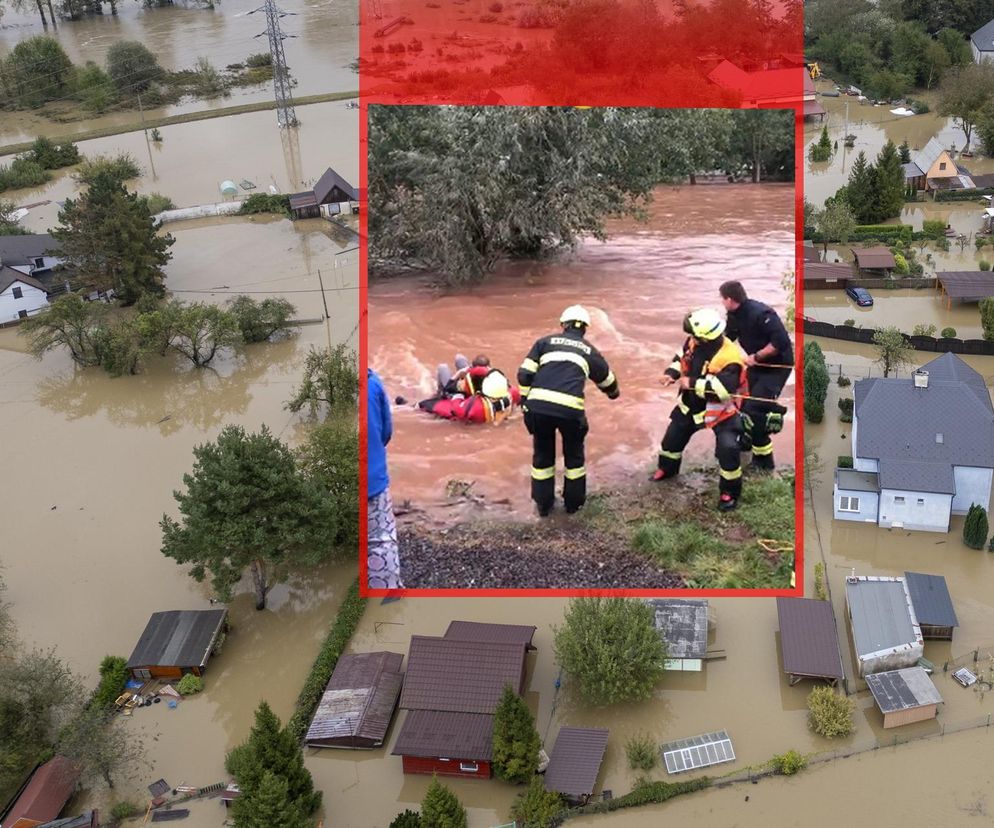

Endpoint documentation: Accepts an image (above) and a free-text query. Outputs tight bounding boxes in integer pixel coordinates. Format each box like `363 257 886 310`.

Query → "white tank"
219 180 239 196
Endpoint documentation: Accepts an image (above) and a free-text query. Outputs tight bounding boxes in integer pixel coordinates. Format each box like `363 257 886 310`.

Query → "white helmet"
481 371 510 400
560 305 591 328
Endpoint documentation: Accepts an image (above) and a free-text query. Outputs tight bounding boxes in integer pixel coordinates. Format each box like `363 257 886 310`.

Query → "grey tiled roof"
972 19 994 52
0 233 58 266
904 572 959 628
853 353 994 492
646 599 708 659
866 666 942 713
126 609 227 670
915 137 950 173
902 161 924 179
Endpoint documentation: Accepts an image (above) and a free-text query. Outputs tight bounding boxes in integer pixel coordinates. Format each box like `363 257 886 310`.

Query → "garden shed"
845 576 923 677
126 609 228 681
865 666 942 728
903 572 958 640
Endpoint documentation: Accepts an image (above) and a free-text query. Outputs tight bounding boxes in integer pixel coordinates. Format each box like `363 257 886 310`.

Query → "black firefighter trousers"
657 408 743 499
525 410 589 514
742 366 791 463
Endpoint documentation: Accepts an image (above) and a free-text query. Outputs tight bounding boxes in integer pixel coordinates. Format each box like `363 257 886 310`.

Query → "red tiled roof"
3 757 79 828
544 727 609 798
444 621 537 650
392 710 495 760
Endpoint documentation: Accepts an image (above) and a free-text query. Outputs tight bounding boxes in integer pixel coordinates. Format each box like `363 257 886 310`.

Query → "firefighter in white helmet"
652 308 748 511
517 305 620 516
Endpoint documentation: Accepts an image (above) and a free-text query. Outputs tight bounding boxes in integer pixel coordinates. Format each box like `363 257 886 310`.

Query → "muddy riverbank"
370 184 796 524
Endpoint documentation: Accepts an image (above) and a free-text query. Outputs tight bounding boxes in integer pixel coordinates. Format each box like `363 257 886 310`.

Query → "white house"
972 19 994 64
834 352 994 532
0 234 62 280
0 266 49 323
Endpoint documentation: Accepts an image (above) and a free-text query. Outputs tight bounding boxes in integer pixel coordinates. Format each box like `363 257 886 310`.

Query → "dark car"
846 286 873 307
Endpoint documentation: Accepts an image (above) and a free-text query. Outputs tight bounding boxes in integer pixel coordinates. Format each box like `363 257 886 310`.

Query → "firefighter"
518 305 620 516
651 308 747 512
719 280 793 471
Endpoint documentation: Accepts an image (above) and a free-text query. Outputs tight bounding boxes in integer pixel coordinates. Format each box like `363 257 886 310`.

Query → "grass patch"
632 521 730 567
735 473 795 540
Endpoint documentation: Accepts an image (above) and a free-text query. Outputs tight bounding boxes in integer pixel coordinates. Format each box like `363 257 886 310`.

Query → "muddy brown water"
370 184 796 521
0 0 357 144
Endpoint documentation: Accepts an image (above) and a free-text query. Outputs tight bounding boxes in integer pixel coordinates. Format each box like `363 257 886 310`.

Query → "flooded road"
0 0 357 144
5 101 359 231
370 184 796 519
804 80 994 208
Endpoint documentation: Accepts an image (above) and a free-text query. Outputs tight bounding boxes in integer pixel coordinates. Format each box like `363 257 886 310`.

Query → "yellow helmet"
481 371 510 400
560 305 591 328
684 308 726 341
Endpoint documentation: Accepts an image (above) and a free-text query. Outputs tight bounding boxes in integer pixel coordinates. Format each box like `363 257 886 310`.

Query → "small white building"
0 266 49 323
972 19 994 64
845 575 924 678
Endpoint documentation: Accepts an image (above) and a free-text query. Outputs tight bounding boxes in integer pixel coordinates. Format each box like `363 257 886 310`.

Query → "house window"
18 310 27 319
917 498 925 505
12 286 22 299
839 496 860 512
33 257 45 269
459 762 479 773
894 496 905 504
939 162 947 170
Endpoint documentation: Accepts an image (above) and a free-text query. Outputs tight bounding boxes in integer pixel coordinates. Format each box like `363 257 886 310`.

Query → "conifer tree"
231 770 309 828
420 777 467 828
492 684 541 784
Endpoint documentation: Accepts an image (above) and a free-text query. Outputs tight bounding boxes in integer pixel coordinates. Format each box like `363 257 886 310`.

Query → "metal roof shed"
646 599 708 671
544 727 609 805
126 609 228 680
904 572 958 640
776 598 845 685
866 666 942 728
845 576 923 677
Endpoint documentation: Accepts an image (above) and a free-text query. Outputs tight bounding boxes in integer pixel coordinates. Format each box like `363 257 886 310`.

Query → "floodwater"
0 0 357 144
369 184 796 519
0 194 357 820
5 101 360 229
803 79 994 208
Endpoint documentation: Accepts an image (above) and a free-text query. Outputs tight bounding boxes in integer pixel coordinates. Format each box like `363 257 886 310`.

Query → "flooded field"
0 0 357 144
5 101 359 230
369 184 796 519
804 80 994 208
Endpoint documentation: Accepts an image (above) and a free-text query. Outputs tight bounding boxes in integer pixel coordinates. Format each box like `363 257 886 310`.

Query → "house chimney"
913 369 929 389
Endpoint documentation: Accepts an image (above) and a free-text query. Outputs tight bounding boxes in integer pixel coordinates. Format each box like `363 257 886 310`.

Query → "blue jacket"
368 369 392 498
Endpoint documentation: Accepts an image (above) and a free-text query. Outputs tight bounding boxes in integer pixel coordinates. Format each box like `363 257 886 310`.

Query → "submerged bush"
625 733 658 771
807 686 855 738
177 674 204 695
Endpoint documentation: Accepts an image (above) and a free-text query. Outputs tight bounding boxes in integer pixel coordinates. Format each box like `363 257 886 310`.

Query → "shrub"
770 750 806 775
74 61 116 113
976 236 989 250
838 397 854 423
140 192 175 215
964 503 989 550
420 778 467 828
239 192 291 217
110 801 141 820
922 219 946 239
982 260 992 271
803 340 829 423
510 778 566 828
29 136 80 169
912 323 936 337
893 252 910 275
809 143 831 162
814 562 827 600
177 674 204 695
107 40 163 93
843 318 856 326
625 733 657 771
940 327 957 338
245 52 273 68
92 655 130 709
807 686 855 738
150 128 163 142
0 157 51 194
74 153 142 185
193 56 229 98
389 810 420 828
837 375 851 387
837 456 853 468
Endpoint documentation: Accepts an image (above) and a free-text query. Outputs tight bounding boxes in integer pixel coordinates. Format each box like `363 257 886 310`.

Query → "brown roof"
392 710 495 760
804 262 853 281
851 246 896 269
445 621 537 650
776 598 845 680
937 270 994 300
3 757 80 828
803 246 822 263
305 651 404 746
399 637 528 714
544 727 609 798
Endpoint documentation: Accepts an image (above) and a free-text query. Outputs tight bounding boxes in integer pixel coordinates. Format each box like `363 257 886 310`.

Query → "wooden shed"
288 168 358 220
126 609 228 680
904 572 958 641
804 261 853 290
543 727 609 805
851 246 896 277
866 666 942 728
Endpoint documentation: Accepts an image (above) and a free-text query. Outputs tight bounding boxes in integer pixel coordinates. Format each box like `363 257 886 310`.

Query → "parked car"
846 286 873 307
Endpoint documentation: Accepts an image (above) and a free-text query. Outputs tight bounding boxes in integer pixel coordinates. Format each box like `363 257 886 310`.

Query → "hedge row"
286 577 366 742
934 187 994 202
548 777 712 825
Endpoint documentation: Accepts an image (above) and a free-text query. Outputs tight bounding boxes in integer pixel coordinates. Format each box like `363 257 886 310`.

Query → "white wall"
952 466 994 514
0 282 48 323
833 486 878 523
878 489 952 532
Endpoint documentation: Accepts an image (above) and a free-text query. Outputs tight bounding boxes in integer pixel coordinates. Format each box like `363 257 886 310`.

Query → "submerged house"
0 267 49 324
903 137 970 192
126 609 228 681
392 621 536 779
845 575 923 677
305 651 404 749
834 353 994 532
288 168 359 220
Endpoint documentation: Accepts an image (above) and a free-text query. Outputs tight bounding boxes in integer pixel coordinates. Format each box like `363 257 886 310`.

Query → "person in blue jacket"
368 369 403 589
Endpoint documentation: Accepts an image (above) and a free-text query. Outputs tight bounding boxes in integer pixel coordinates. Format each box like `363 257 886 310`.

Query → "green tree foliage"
170 302 242 367
803 340 829 423
28 137 80 170
941 327 957 338
0 157 51 194
770 749 806 775
193 57 230 98
625 732 658 771
841 152 877 224
806 686 855 738
106 40 163 94
74 153 142 186
227 296 297 343
937 28 972 65
296 418 359 549
553 597 667 706
0 200 30 235
872 326 913 377
92 656 129 709
177 674 204 695
866 68 912 100
873 141 906 221
53 171 173 305
938 62 994 150
19 294 108 366
1 36 73 108
420 777 467 828
160 425 344 609
964 503 989 549
509 777 565 828
286 344 359 416
238 193 291 217
229 703 319 826
73 61 117 113
899 139 911 163
980 297 994 341
492 684 540 784
728 109 793 183
817 200 857 254
809 126 832 162
389 811 421 828
58 702 145 789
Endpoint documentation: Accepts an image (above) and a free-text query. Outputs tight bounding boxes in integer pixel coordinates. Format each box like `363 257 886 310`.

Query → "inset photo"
366 106 797 591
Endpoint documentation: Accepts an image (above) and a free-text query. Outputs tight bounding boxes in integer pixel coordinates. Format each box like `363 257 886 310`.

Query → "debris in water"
239 179 257 190
50 505 56 510
157 415 172 424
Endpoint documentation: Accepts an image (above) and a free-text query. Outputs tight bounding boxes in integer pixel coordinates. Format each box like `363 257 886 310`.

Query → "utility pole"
250 0 298 128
